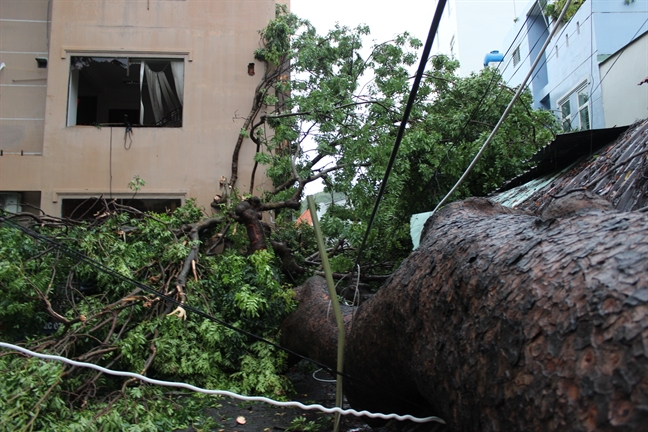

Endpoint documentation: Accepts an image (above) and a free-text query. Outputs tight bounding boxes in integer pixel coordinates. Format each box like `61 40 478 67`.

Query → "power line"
0 213 308 364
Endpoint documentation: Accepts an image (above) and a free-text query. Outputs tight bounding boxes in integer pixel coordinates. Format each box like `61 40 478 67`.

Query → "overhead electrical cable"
450 10 543 150
410 10 544 222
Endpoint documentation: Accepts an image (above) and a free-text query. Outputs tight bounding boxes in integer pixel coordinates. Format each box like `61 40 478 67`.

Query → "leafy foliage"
544 0 586 23
0 199 295 430
247 7 559 276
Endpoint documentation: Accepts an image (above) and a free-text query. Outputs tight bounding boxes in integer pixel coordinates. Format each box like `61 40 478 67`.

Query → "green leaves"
252 12 559 275
0 200 296 428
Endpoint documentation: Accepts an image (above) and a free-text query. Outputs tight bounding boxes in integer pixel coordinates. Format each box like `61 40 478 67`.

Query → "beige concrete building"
0 0 283 217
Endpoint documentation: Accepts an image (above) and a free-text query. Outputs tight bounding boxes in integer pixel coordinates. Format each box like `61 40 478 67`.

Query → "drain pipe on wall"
307 195 346 432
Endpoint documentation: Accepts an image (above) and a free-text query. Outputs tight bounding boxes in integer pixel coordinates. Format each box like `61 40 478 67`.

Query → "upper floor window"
512 46 521 67
450 35 456 57
558 81 590 132
67 57 184 127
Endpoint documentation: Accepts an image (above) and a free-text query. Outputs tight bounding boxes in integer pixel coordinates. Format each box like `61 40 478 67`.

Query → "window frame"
557 80 590 132
62 49 190 128
512 45 521 67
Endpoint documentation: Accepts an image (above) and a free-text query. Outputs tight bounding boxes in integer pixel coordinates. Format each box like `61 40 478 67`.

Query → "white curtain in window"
144 63 181 123
140 61 145 125
67 68 79 126
144 63 164 123
170 61 184 106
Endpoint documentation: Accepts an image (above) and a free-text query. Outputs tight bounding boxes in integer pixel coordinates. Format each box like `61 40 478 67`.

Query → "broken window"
67 57 184 127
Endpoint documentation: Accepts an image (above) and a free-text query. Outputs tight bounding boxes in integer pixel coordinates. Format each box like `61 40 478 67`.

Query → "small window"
450 35 456 57
67 57 184 127
577 88 590 130
576 21 580 35
555 44 559 58
512 46 521 67
565 33 569 47
558 81 590 132
560 99 572 131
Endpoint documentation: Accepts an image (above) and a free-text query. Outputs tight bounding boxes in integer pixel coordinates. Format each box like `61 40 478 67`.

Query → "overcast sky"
291 0 437 48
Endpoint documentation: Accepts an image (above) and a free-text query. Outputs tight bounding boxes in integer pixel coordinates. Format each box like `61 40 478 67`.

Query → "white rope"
0 342 445 425
312 368 337 383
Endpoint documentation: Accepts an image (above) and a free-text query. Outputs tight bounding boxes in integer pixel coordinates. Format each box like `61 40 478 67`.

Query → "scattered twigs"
33 285 71 325
176 216 224 287
75 346 118 362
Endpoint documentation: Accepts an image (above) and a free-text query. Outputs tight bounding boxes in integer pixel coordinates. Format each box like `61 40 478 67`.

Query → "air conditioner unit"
0 193 22 213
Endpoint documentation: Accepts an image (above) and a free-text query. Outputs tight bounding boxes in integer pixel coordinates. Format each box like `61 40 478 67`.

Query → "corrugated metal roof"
491 118 648 213
496 126 629 193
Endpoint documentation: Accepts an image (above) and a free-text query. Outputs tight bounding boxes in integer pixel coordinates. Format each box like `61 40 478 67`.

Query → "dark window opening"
67 57 184 127
62 197 182 219
512 46 521 67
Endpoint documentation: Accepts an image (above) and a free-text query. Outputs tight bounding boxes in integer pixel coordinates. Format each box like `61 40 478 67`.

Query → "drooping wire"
0 342 445 425
404 11 544 220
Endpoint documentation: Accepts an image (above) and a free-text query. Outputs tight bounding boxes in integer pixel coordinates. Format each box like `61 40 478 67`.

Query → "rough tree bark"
235 196 268 253
281 193 648 432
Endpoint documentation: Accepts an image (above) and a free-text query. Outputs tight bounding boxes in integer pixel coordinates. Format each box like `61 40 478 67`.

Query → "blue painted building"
501 0 648 130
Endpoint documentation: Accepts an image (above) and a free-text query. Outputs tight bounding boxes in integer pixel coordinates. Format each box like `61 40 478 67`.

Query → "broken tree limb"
235 197 268 253
282 194 648 431
280 277 354 369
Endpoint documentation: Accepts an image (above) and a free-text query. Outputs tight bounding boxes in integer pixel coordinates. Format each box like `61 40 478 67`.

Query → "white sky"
291 0 437 49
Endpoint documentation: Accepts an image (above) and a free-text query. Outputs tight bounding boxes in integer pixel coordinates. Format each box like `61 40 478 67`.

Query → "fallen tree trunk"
281 194 648 431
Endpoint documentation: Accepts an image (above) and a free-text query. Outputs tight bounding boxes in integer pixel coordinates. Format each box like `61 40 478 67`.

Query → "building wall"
432 0 523 76
0 0 281 216
545 2 605 129
600 32 648 128
502 0 648 130
0 0 49 154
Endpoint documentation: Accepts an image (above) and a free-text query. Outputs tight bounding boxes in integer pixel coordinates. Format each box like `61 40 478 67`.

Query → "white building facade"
431 0 525 76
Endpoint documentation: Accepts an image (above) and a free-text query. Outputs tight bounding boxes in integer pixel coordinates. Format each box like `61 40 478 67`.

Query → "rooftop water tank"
484 50 504 67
